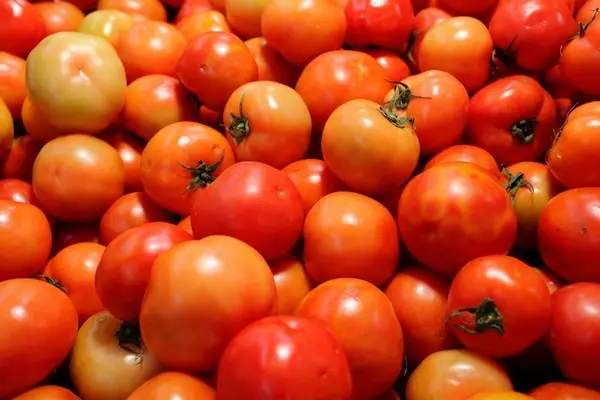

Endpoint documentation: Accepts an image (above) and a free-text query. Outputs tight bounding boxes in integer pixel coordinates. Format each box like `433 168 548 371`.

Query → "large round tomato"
190 162 304 260
322 99 420 196
270 256 312 315
530 382 600 399
128 372 215 400
97 0 166 20
216 315 353 400
12 385 80 400
423 144 498 177
296 278 404 400
466 76 557 166
223 81 312 169
303 192 400 286
0 0 46 58
76 10 137 48
139 236 276 372
244 37 301 87
445 255 552 358
34 1 85 34
99 127 145 193
140 121 235 216
95 222 192 322
32 134 127 222
0 51 27 119
26 32 127 134
0 278 78 398
538 188 600 283
295 50 390 134
398 162 517 275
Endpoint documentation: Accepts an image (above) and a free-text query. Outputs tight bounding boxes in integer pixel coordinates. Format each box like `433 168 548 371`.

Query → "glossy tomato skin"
95 222 192 322
178 32 258 111
345 0 415 52
191 162 304 260
77 9 137 48
34 1 85 34
365 48 412 82
97 0 166 20
0 52 27 119
244 37 301 87
408 6 453 72
12 385 81 400
538 188 600 283
0 178 41 207
445 255 552 358
176 10 230 41
128 372 216 400
0 0 46 58
398 162 517 275
270 256 312 315
466 76 557 166
216 315 353 400
0 279 79 398
296 278 404 400
530 382 600 399
223 0 266 39
548 283 600 386
423 144 498 176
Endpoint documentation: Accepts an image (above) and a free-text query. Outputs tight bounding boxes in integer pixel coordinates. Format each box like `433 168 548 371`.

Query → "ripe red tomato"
445 255 552 358
407 6 453 72
530 382 600 399
34 1 85 34
0 178 42 208
365 48 412 82
99 128 145 193
178 32 258 111
97 0 166 20
140 121 235 216
270 256 312 315
190 162 304 260
175 0 213 23
295 50 390 134
128 372 216 400
542 63 575 99
548 283 600 386
12 385 80 400
398 162 517 275
296 278 404 400
385 266 458 366
176 10 230 41
538 188 600 283
95 222 192 322
261 0 346 67
244 37 301 87
0 52 27 119
303 192 400 286
140 236 277 372
77 10 137 48
53 222 100 254
0 0 46 58
0 135 42 181
345 0 415 52
437 0 497 15
0 278 78 398
466 76 557 166
423 144 499 177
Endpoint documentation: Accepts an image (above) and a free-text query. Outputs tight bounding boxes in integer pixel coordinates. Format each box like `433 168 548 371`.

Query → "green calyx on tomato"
387 82 431 110
180 152 224 193
36 275 67 293
446 297 505 336
227 93 250 145
490 35 517 79
379 87 416 129
511 118 538 144
564 7 599 48
115 321 144 360
502 168 534 205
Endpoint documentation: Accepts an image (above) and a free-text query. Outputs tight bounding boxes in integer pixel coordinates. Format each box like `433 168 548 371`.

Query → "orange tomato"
469 393 535 400
77 10 138 49
0 135 42 181
21 96 62 144
34 1 85 34
424 144 499 177
530 382 600 399
127 372 216 400
12 385 80 400
97 0 166 21
175 0 214 23
225 0 270 39
244 37 300 87
99 128 146 193
175 10 230 40
0 51 26 119
270 255 312 315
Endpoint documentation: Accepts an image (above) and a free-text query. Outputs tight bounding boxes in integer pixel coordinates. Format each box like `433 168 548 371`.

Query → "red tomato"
95 222 192 322
0 178 41 207
0 278 78 398
12 385 80 400
437 0 497 15
385 266 458 366
0 135 42 181
177 215 193 236
445 255 552 357
398 162 517 275
423 144 499 176
466 76 557 166
0 52 27 119
538 188 600 283
345 0 415 52
365 48 412 82
176 10 230 41
548 283 600 386
97 0 166 20
99 192 174 245
296 278 404 400
407 7 453 72
175 0 213 23
99 128 145 193
139 236 277 372
190 162 304 260
270 256 312 315
530 382 600 400
128 372 215 400
303 192 400 286
178 32 258 111
295 50 390 134
45 242 106 324
53 222 100 254
244 37 301 87
535 268 564 294
217 315 353 400
0 0 46 58
140 121 235 216
34 1 85 34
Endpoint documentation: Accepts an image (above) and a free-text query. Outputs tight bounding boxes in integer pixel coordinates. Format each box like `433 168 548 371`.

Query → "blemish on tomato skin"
581 224 588 234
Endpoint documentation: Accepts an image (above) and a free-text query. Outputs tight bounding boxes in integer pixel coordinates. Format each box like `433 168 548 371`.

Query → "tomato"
21 96 63 144
0 51 26 119
0 200 52 281
0 178 41 207
77 10 137 48
128 372 215 400
365 48 412 82
0 98 13 159
12 385 80 400
373 185 405 220
70 311 164 400
97 0 166 20
175 0 213 23
385 266 457 366
0 135 42 181
99 128 145 193
377 391 401 400
34 1 85 34
423 144 499 176
32 134 126 222
468 393 535 400
407 6 453 72
45 242 106 324
542 63 575 99
489 0 576 73
445 255 552 357
270 256 312 315
295 50 390 134
0 0 46 58
466 76 557 166
139 236 277 372
530 382 600 399
224 0 269 39
418 17 493 93
190 162 304 260
140 121 235 216
95 222 192 322
538 188 600 283
53 223 100 254
282 158 346 215
0 278 78 398
244 37 301 87
437 0 496 15
296 278 403 400
176 10 230 41
217 315 353 400
261 0 346 67
177 215 193 235
322 99 420 196
398 162 517 275
303 192 399 286
548 283 600 386
405 349 513 400
385 70 469 156
208 0 225 12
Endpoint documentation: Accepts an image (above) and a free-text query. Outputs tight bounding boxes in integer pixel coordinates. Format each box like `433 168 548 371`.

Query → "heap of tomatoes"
3 0 600 398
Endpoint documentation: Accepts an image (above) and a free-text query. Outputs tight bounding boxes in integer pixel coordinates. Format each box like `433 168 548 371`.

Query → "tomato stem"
115 321 144 358
502 168 534 205
35 275 67 293
180 152 225 193
511 118 538 144
227 93 249 145
563 8 600 50
387 81 431 110
445 297 505 336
